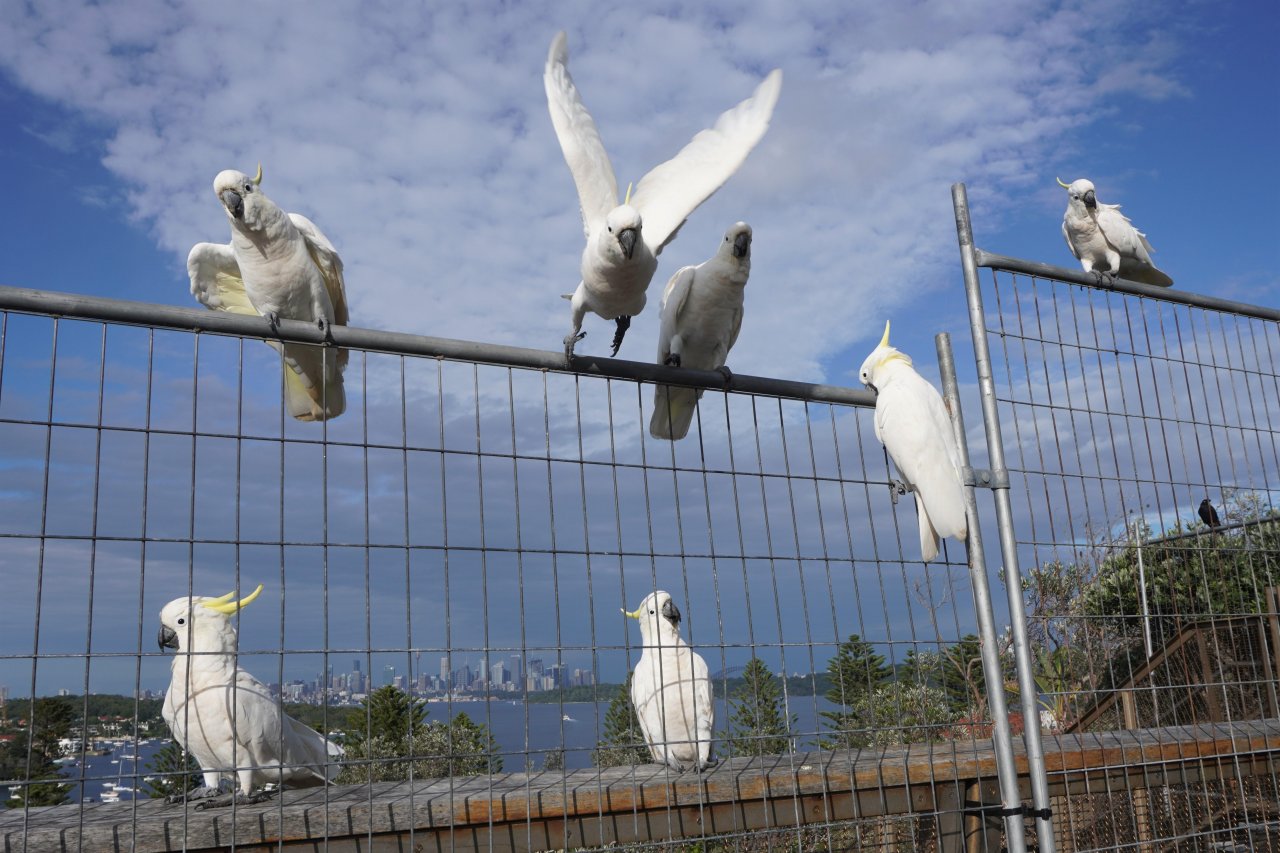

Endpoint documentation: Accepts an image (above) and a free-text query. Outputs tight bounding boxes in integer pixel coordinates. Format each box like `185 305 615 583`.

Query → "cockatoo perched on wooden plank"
544 31 781 357
858 322 968 563
624 591 714 772
650 222 753 440
1058 177 1173 287
159 584 342 806
188 165 350 421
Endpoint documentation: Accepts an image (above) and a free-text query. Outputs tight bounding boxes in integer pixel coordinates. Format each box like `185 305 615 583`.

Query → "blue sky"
0 1 1277 695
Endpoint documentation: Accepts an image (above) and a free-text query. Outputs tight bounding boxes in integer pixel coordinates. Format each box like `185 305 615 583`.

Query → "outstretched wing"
288 213 349 329
1095 203 1155 265
188 242 255 315
544 31 619 236
630 69 782 255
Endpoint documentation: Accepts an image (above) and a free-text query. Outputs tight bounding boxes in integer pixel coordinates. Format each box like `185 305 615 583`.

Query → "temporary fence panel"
0 284 1016 852
953 183 1280 853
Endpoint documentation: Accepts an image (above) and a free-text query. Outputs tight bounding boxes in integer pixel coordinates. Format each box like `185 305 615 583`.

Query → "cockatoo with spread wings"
188 165 349 421
159 584 342 805
650 222 753 440
623 591 714 772
858 322 968 563
544 31 781 357
1058 177 1173 287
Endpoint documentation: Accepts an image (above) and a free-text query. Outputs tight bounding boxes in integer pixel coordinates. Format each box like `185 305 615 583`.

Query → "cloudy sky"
1 1 1277 699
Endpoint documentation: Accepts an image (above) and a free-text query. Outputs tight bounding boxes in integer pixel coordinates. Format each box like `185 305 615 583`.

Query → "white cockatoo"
188 165 350 421
1058 177 1173 287
858 322 968 563
623 591 714 772
544 31 781 357
650 222 753 440
158 584 342 804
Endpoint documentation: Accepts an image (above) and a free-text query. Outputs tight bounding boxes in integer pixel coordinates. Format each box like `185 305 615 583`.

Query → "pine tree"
592 674 651 767
940 634 988 716
727 658 795 757
1 697 73 808
142 740 202 800
820 634 891 750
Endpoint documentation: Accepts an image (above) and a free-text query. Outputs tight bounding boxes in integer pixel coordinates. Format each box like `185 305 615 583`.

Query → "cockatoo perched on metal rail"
1058 177 1173 287
544 30 781 358
158 584 342 807
650 222 753 440
188 164 350 421
623 591 714 772
858 322 968 563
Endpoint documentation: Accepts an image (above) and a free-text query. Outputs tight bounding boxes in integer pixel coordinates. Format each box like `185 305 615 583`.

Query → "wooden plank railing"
3 719 1279 852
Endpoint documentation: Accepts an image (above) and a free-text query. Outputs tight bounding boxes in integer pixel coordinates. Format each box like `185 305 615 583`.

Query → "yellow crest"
624 182 633 206
253 163 263 186
202 583 263 615
879 320 891 349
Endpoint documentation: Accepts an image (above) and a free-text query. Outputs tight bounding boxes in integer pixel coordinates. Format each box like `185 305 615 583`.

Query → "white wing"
630 657 664 762
188 242 256 315
544 31 619 236
692 650 713 767
1095 203 1155 266
630 69 781 255
877 373 967 544
1061 218 1082 261
289 213 350 329
656 265 696 361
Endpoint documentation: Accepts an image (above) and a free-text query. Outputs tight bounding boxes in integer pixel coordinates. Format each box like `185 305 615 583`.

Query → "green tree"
142 740 203 800
726 658 795 757
541 748 565 771
592 674 651 767
1 697 74 808
821 634 891 749
336 687 501 783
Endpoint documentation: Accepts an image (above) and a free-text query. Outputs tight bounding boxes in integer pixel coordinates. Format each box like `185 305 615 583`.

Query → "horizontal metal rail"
973 249 1280 322
0 283 875 407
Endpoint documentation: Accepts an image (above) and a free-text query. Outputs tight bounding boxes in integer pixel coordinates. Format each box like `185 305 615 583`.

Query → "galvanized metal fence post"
952 182 1057 853
935 331 1028 853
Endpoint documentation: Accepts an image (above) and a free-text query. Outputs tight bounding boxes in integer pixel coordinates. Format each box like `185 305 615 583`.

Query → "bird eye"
649 609 654 615
243 183 252 193
608 226 613 233
176 618 185 625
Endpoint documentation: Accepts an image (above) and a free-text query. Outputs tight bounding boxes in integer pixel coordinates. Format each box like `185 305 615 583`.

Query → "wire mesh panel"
964 251 1280 852
0 288 1013 852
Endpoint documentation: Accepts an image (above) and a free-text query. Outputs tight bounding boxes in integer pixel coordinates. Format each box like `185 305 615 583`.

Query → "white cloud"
0 0 1185 384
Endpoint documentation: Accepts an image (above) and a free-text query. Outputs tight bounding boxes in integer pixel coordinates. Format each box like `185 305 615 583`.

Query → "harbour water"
56 696 834 802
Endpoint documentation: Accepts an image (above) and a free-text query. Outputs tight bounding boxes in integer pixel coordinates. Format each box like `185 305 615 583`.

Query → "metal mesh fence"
0 287 1010 852
960 212 1280 853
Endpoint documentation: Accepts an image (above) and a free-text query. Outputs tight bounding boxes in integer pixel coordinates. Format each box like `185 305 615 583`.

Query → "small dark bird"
1198 498 1221 529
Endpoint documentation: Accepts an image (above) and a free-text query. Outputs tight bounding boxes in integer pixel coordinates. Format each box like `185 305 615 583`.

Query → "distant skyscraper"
353 659 361 673
383 664 396 687
440 656 450 684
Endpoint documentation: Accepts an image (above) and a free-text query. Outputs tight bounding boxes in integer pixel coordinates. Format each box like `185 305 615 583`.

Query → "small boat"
562 714 575 722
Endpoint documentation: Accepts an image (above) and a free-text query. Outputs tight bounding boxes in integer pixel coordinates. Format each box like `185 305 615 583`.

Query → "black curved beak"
158 625 179 651
661 599 681 625
1083 190 1096 210
732 232 751 258
865 382 878 396
617 228 637 260
220 189 244 220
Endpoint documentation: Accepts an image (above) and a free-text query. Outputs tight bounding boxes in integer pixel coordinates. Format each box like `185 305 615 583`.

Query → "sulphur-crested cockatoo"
188 165 350 420
159 584 342 804
544 31 781 357
650 222 753 440
1058 177 1173 287
858 322 968 563
623 591 714 771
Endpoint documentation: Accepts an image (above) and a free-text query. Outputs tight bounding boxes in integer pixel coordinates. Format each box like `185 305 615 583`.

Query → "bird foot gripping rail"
5 720 1279 852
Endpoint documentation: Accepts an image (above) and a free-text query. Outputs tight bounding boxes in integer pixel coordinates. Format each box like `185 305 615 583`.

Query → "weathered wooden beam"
3 720 1277 852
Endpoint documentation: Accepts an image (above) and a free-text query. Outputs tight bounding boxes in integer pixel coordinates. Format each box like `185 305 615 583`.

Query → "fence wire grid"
0 284 1007 852
958 185 1280 852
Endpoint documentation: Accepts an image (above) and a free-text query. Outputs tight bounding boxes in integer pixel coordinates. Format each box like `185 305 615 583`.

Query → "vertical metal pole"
1131 516 1153 660
936 332 1029 853
952 182 1058 853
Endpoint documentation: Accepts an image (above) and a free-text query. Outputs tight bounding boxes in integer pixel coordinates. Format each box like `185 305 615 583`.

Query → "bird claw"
888 479 912 504
264 311 282 333
168 785 224 805
563 330 586 358
716 365 733 385
664 353 682 367
192 789 275 810
1092 270 1117 288
609 316 631 357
